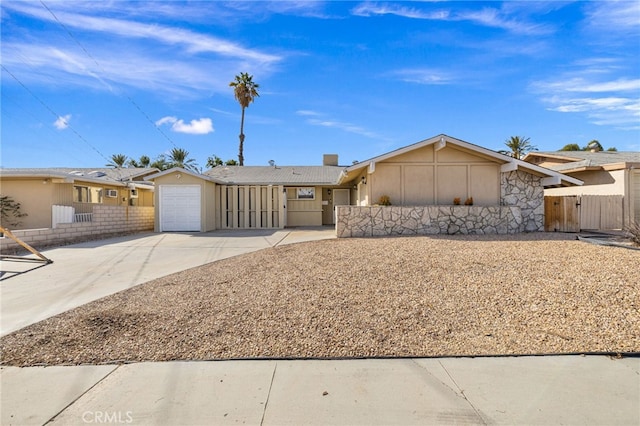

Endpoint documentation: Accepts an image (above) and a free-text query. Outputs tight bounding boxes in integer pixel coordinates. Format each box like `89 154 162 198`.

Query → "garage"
160 185 201 231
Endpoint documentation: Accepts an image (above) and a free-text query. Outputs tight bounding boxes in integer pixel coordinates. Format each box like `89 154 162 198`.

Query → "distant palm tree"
229 72 260 166
167 148 198 172
106 154 128 168
501 136 536 160
150 155 169 171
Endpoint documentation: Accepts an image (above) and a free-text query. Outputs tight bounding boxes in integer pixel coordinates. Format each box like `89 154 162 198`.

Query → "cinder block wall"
1 206 154 252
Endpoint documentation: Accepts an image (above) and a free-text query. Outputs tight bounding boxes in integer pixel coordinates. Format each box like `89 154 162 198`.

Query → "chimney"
323 154 338 166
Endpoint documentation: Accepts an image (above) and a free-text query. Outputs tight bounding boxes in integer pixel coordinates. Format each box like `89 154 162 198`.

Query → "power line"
1 64 112 165
39 0 180 150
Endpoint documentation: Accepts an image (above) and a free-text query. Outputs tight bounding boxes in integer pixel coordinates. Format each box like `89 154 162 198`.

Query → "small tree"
0 195 27 228
559 143 581 151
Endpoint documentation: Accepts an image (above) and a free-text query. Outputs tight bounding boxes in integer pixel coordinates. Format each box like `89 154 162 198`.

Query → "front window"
73 186 103 203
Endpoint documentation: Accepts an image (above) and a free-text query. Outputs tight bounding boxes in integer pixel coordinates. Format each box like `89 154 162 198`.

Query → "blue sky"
1 1 639 169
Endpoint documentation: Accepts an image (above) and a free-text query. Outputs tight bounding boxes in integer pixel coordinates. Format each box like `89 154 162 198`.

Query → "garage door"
160 185 201 231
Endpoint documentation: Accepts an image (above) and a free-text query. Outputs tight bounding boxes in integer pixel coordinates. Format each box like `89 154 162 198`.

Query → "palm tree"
501 136 536 160
106 154 128 168
150 155 169 171
229 72 260 166
167 148 198 172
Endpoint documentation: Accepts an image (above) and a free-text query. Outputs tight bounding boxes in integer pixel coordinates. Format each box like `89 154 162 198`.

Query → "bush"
625 221 640 247
0 195 27 228
378 195 391 206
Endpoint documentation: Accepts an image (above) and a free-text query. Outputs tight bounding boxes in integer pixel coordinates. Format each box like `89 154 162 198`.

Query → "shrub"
378 195 391 206
453 197 461 205
0 195 27 228
625 221 640 247
464 197 474 206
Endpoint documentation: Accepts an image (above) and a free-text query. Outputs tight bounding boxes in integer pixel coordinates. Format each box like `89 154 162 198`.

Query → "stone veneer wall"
336 169 544 237
501 170 544 232
1 205 154 252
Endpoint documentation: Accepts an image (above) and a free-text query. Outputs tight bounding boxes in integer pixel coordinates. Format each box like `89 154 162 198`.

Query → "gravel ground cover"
1 233 638 366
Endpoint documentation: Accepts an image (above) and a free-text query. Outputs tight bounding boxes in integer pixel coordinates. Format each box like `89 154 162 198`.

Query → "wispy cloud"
296 110 390 140
155 116 214 135
54 114 71 130
4 2 281 64
583 1 640 32
390 68 456 85
532 65 640 130
351 2 553 35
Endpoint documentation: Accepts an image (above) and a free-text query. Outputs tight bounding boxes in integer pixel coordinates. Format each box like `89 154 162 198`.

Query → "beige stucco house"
524 151 640 227
0 168 156 229
146 135 581 236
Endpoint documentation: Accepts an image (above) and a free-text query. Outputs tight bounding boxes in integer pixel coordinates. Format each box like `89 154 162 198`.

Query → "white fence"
52 205 94 228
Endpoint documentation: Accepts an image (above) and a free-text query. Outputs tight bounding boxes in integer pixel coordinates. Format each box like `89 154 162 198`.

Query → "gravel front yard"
1 233 638 366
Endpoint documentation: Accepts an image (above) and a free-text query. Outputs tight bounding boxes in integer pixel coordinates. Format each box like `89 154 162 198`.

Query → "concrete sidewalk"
2 356 638 425
0 228 336 336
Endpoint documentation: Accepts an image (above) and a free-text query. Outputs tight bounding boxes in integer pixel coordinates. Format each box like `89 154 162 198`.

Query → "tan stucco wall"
544 170 625 196
286 186 323 226
366 145 500 206
1 179 56 229
153 172 215 232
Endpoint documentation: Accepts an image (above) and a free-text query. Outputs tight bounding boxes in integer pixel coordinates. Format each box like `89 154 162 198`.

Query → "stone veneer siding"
336 170 544 237
1 205 154 252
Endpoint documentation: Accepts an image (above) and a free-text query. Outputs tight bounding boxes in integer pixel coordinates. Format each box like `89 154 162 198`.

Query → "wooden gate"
544 196 580 232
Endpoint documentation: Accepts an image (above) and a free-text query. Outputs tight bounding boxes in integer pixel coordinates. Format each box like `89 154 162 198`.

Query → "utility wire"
39 0 180 150
1 63 112 165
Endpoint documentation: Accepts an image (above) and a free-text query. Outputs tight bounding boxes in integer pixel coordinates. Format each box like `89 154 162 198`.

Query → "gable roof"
523 151 640 173
0 167 157 188
144 167 225 184
339 134 583 187
204 165 344 186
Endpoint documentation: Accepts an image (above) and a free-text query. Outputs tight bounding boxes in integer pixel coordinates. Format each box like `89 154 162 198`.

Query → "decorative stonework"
336 205 522 237
336 169 545 237
501 170 544 232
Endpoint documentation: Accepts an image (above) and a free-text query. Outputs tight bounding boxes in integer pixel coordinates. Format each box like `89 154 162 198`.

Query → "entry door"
333 189 350 225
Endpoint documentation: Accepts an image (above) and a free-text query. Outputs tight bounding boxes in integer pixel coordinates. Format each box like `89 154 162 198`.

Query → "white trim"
541 176 561 186
501 162 518 173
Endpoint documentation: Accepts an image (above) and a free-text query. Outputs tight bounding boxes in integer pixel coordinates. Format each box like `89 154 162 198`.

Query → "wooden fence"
216 185 285 229
544 195 624 232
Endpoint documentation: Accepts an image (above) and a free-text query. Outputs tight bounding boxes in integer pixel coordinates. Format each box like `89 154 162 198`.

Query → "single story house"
0 168 156 229
146 135 581 236
524 151 640 228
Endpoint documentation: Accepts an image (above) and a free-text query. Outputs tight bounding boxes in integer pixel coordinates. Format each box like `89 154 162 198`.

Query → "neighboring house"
146 135 582 236
0 168 156 229
524 151 640 227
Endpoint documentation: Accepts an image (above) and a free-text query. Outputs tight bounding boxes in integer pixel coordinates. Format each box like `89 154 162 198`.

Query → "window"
287 187 316 200
73 186 103 203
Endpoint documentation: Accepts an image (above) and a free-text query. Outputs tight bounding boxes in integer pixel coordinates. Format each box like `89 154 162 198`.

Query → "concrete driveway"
0 228 335 337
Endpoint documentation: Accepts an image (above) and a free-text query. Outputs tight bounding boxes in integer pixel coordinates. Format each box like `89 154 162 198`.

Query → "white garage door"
160 185 201 232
